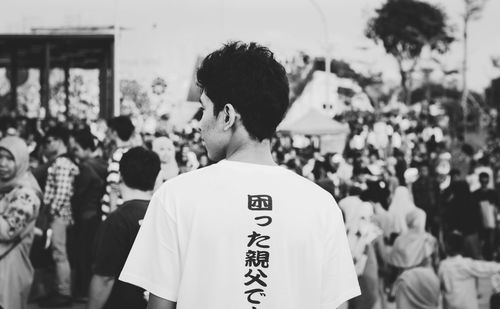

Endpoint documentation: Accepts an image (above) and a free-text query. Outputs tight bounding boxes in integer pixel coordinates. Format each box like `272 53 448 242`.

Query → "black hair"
119 147 161 191
479 172 490 179
71 129 97 151
348 185 362 196
461 144 474 156
418 162 430 169
107 116 135 141
196 41 290 141
45 126 70 145
445 231 464 256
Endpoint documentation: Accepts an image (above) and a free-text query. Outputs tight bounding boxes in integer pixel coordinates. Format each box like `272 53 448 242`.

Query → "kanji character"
248 195 273 211
244 269 268 287
245 250 270 268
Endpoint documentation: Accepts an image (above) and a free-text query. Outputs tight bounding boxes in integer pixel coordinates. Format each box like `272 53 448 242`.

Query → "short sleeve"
119 186 180 302
93 214 128 277
321 204 361 309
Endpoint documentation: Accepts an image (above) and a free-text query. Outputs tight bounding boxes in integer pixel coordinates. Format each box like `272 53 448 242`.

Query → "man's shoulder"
159 163 334 202
114 200 148 217
162 163 221 187
103 206 140 233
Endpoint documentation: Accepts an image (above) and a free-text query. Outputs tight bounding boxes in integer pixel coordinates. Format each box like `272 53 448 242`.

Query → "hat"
404 168 419 183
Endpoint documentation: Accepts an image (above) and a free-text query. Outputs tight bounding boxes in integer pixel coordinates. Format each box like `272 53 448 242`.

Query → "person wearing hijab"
152 137 179 190
388 186 417 236
388 209 438 270
394 267 440 309
376 208 440 309
342 195 381 309
0 136 42 309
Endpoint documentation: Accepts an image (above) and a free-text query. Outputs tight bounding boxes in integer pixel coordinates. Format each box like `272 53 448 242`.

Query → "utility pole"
308 0 331 110
113 0 121 116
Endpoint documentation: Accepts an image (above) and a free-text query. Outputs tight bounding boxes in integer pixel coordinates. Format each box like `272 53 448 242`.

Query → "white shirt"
439 255 500 309
120 160 360 309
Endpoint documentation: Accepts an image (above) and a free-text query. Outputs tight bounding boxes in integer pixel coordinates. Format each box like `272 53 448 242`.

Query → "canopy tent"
278 108 350 154
278 108 349 135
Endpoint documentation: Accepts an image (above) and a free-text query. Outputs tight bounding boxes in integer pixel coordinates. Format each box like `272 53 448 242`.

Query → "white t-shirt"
120 160 360 309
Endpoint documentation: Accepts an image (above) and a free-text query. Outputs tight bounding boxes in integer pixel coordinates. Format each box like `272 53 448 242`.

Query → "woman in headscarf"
152 136 179 190
340 187 382 309
376 208 440 309
0 136 42 309
388 186 417 236
388 208 438 270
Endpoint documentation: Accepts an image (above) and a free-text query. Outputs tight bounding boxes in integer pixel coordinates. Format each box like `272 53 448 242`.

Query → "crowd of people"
1 46 500 309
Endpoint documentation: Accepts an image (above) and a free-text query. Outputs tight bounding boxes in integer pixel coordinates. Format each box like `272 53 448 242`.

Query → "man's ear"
222 104 239 131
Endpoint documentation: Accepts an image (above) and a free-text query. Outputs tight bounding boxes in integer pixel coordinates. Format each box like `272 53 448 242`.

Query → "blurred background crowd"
1 96 500 308
1 0 500 308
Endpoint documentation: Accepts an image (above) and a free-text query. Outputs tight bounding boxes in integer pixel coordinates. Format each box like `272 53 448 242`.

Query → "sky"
1 0 500 100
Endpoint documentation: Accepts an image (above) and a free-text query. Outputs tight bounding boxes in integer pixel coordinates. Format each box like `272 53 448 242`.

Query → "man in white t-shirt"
119 41 360 309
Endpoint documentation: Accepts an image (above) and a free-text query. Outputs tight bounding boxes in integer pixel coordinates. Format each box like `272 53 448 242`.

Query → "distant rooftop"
0 30 115 69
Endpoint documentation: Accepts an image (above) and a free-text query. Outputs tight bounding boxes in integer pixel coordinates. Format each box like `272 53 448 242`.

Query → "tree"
365 0 454 105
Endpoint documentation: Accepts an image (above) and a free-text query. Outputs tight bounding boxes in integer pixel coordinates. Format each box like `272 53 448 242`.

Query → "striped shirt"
100 147 129 221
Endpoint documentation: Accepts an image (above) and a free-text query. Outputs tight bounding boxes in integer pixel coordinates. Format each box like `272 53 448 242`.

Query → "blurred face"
44 136 62 157
480 175 490 189
152 140 175 164
105 128 118 146
199 154 209 167
199 92 227 161
420 166 429 177
0 148 16 181
68 137 86 161
193 132 202 142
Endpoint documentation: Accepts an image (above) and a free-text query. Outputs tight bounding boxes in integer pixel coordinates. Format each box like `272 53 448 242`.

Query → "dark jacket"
72 161 105 220
85 157 108 181
412 176 440 215
442 181 481 235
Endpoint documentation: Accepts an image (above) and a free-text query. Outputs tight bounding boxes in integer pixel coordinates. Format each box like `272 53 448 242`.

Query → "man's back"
121 160 359 309
439 255 500 309
93 199 150 309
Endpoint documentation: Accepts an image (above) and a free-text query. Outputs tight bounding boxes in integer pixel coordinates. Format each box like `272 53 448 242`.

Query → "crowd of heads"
1 41 500 308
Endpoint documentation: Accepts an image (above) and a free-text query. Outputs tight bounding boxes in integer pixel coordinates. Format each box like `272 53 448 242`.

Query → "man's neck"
82 151 96 161
225 138 276 166
121 187 152 202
